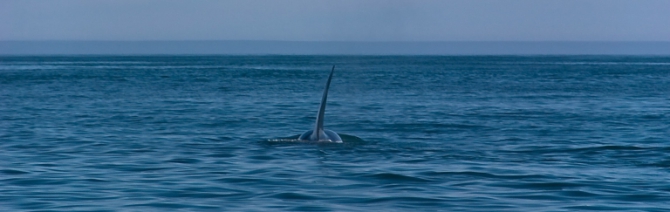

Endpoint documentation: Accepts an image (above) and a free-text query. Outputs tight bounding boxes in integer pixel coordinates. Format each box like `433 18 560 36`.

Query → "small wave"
165 158 201 164
648 160 670 168
502 193 562 201
528 182 587 190
266 138 303 142
0 169 30 175
124 202 216 210
214 177 269 185
267 192 319 200
558 190 598 197
365 173 432 183
363 196 445 205
5 178 69 186
420 171 546 180
265 133 365 144
506 145 663 154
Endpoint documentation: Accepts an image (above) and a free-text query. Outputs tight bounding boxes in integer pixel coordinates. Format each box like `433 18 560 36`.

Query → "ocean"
1 55 669 211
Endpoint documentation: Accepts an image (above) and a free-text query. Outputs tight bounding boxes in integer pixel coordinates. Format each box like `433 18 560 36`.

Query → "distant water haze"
2 41 670 55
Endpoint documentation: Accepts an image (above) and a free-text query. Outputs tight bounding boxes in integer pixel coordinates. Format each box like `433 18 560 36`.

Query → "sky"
2 0 670 42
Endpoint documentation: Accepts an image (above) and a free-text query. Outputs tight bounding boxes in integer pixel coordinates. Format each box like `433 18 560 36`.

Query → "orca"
298 65 343 143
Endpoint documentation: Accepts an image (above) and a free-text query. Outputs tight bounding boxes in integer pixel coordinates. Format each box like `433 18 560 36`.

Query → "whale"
298 65 343 143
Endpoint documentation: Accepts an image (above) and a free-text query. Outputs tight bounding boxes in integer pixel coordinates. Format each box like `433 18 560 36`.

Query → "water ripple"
1 55 669 211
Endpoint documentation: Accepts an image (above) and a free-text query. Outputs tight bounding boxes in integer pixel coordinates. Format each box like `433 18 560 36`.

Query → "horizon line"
3 40 670 55
2 40 670 43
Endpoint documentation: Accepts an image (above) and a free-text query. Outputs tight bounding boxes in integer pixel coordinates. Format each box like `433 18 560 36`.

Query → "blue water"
1 56 669 211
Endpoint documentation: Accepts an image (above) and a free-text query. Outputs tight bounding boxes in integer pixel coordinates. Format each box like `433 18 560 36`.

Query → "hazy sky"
2 0 669 41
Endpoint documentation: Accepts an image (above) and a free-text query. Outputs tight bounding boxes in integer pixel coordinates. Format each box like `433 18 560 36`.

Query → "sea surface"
1 55 669 211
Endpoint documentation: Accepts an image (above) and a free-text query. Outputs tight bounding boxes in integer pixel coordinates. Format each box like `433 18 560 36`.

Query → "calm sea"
1 56 669 211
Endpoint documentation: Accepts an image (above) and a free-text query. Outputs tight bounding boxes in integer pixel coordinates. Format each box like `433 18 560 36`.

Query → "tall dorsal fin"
313 65 335 140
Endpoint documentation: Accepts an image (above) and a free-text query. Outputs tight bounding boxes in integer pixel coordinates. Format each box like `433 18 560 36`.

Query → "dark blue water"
1 56 669 211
